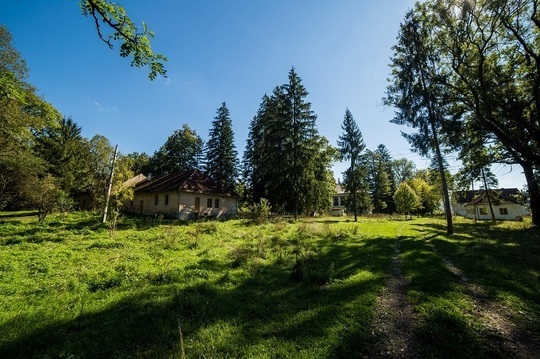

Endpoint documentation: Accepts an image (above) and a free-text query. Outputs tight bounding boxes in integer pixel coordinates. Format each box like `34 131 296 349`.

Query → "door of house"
194 197 200 213
139 200 144 214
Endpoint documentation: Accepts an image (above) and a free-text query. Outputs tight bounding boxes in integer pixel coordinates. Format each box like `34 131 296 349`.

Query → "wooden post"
102 144 118 223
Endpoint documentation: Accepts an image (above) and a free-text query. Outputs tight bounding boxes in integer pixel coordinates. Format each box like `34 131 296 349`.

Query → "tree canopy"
149 124 204 174
387 0 540 226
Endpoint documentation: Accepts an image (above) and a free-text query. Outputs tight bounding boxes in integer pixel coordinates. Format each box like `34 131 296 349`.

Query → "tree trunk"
431 123 454 234
522 163 540 227
352 160 358 222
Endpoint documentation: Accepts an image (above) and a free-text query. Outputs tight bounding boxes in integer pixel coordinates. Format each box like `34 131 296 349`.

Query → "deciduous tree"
392 158 416 187
0 25 60 209
428 0 540 226
80 0 167 79
150 124 204 174
394 182 420 220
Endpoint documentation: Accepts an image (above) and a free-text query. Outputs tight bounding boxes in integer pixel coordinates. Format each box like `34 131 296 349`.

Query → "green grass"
0 213 538 358
401 217 540 358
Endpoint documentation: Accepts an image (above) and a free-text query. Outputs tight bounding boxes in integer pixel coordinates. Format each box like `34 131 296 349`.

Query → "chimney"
147 173 152 181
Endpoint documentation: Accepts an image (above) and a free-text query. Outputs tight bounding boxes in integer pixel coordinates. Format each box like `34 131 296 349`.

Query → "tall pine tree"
34 117 90 195
368 144 394 213
205 102 238 192
243 68 332 217
385 9 454 234
338 109 369 221
282 68 318 218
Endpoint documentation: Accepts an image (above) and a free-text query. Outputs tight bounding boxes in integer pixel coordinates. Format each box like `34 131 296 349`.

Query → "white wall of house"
453 203 467 217
462 203 524 220
176 192 238 220
329 194 347 216
126 191 237 219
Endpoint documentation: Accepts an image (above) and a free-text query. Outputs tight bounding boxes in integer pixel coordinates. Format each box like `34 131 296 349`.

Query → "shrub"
239 198 271 224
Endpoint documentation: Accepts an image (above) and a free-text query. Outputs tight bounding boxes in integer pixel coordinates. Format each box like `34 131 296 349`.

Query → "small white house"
330 184 348 216
124 170 238 220
453 188 529 221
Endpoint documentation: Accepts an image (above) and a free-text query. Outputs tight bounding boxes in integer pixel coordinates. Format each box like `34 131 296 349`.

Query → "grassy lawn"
0 213 538 358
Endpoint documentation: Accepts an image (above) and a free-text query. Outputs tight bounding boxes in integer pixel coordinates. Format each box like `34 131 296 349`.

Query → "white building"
453 188 529 221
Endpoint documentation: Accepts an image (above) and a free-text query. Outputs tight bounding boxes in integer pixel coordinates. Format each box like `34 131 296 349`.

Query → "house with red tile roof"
124 170 238 219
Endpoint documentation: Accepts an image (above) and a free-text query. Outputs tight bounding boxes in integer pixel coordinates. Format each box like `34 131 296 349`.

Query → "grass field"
0 212 538 358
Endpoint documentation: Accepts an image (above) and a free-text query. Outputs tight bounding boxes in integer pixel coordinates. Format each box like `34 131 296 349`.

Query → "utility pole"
102 144 118 223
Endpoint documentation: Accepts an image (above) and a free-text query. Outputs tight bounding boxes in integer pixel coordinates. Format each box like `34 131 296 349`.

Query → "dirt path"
426 239 540 359
370 235 539 358
370 239 420 358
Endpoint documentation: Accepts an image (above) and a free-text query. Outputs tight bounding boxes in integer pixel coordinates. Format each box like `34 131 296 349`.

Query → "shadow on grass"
3 218 537 358
0 235 399 358
0 211 38 219
399 236 494 358
407 221 540 357
414 221 540 303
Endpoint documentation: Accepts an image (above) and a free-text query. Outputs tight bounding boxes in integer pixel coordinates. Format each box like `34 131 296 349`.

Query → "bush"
239 198 271 224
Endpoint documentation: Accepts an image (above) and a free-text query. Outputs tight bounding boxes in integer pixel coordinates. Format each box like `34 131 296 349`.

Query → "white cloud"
94 101 117 112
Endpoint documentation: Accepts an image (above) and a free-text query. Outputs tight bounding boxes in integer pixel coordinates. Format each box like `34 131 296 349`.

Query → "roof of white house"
455 188 523 206
133 169 236 197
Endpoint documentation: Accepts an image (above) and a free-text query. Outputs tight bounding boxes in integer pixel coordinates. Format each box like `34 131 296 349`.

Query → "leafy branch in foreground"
80 0 167 80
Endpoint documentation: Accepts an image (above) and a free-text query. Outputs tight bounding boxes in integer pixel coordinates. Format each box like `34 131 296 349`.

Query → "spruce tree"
368 144 393 213
242 96 268 203
205 102 238 192
243 68 331 217
338 109 368 221
34 117 89 195
282 68 318 218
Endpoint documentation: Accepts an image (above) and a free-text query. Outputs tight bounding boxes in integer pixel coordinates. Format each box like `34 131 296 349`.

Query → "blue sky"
0 0 526 189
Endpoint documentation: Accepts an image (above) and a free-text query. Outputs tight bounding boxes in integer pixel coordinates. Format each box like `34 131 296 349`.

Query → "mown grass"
0 213 538 358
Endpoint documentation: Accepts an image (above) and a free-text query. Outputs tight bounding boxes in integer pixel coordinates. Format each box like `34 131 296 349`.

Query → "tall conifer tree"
368 144 394 213
205 102 238 192
243 68 332 217
385 9 454 234
34 117 89 195
338 109 369 221
282 68 318 218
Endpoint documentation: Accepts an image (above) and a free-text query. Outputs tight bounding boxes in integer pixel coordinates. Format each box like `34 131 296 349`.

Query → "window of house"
215 199 220 208
154 195 158 205
333 196 340 207
165 195 169 205
499 207 508 215
479 207 488 215
207 198 213 208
